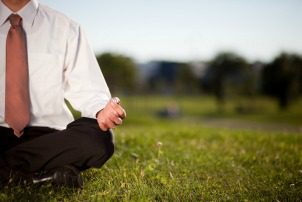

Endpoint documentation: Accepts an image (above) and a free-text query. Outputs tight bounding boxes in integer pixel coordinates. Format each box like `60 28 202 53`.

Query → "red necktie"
5 14 30 137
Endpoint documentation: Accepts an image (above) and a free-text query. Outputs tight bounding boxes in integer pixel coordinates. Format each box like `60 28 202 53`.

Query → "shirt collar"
0 0 39 27
0 1 11 26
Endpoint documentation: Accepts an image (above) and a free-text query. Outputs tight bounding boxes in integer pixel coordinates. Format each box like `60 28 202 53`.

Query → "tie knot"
9 14 22 27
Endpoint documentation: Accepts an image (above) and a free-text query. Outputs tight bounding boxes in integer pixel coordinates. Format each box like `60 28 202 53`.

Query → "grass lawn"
1 96 302 201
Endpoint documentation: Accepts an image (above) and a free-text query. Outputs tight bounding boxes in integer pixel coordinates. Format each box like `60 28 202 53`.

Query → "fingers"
110 97 127 119
97 97 126 131
98 116 117 131
99 116 122 131
111 97 120 104
99 121 109 131
110 113 123 125
112 105 127 119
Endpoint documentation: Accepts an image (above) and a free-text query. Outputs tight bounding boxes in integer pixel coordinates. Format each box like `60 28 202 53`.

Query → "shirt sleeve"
63 24 111 118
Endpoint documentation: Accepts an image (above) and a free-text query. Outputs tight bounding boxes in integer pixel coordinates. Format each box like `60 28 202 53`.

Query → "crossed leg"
1 118 114 174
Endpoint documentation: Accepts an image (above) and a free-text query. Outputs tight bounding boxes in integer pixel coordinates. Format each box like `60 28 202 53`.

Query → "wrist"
96 109 103 118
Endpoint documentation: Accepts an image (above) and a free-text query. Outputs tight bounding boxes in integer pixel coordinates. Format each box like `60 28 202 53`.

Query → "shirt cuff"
82 101 108 119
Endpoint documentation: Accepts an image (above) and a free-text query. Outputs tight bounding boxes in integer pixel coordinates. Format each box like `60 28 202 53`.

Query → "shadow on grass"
0 183 81 202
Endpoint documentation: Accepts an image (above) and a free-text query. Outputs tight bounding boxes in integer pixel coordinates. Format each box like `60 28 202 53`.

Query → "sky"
40 0 302 63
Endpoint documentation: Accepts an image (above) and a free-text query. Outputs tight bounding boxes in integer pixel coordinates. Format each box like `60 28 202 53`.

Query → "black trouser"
0 118 114 173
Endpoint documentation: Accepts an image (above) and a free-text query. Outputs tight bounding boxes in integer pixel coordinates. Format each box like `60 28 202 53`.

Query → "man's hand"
96 97 126 131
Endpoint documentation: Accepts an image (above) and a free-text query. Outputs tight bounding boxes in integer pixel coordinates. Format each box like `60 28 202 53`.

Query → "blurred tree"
175 63 199 94
202 52 255 112
96 53 138 95
262 53 302 109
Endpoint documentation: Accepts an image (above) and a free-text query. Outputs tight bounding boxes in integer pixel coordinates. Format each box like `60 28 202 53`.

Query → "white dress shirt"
0 0 111 130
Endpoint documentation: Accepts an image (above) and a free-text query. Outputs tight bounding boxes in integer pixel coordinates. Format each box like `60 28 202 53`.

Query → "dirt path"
194 118 302 133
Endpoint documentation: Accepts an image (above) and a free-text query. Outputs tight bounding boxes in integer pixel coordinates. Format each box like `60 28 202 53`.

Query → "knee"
67 118 115 168
85 129 115 168
101 129 115 160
